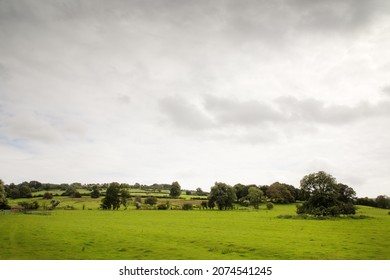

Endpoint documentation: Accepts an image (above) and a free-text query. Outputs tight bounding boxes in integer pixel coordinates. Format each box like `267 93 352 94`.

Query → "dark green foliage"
200 201 208 209
157 203 169 210
247 186 263 209
120 189 130 209
266 202 274 210
297 171 356 216
355 197 377 207
170 181 181 198
185 190 192 195
207 200 215 210
144 196 158 206
268 182 295 204
18 200 39 210
208 182 237 210
182 203 193 210
72 191 82 198
375 195 390 209
101 182 121 210
0 179 9 209
90 185 100 198
196 188 206 196
49 200 60 210
234 184 250 202
43 192 53 199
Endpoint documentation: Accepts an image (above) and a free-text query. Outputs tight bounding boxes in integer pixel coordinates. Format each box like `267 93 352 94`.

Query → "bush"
18 201 39 210
182 203 193 210
266 202 274 210
43 192 53 199
157 204 169 210
144 196 158 206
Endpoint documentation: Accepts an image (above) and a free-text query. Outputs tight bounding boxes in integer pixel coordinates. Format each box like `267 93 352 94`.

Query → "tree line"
1 172 390 216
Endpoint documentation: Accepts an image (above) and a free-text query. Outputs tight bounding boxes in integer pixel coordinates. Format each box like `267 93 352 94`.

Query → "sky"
0 0 390 197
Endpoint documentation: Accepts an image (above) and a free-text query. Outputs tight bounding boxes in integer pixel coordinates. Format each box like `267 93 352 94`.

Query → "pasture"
0 203 389 260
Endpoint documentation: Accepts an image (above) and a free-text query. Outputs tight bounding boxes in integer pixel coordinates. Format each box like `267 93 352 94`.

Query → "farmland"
1 201 389 260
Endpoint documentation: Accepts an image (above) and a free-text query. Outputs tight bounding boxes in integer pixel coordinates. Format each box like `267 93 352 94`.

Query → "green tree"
101 182 121 210
247 186 263 209
90 185 100 198
268 182 295 204
297 171 356 216
170 181 181 198
120 189 130 209
144 196 157 206
376 195 390 209
208 182 237 210
0 179 9 209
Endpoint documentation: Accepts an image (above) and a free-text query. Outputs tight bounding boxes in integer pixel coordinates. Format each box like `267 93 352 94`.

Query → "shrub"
18 201 39 210
144 196 158 206
182 203 193 210
200 201 208 209
43 192 53 199
266 202 274 210
157 204 168 210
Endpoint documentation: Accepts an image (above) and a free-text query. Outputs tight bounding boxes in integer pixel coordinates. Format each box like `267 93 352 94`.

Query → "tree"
196 188 205 196
144 196 157 206
267 182 295 204
43 192 53 199
0 179 9 209
234 184 250 202
101 182 121 210
247 186 263 209
90 185 100 198
208 182 237 210
376 195 390 209
297 171 356 216
120 189 130 209
170 181 181 198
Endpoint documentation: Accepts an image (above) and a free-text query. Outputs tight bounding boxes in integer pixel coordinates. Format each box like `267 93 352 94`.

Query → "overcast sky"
1 0 390 197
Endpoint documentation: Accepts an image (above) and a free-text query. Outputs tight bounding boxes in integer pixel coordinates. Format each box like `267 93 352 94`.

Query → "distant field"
0 203 389 260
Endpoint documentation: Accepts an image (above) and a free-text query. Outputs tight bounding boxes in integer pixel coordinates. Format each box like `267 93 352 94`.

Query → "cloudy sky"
1 0 389 197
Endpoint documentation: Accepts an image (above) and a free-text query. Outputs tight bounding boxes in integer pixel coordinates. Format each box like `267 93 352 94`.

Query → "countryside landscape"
1 171 389 260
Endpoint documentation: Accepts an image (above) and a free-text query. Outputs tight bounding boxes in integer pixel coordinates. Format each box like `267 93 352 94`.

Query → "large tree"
170 181 181 198
297 171 356 216
0 179 9 209
267 182 295 204
208 182 237 210
247 186 263 209
101 182 121 210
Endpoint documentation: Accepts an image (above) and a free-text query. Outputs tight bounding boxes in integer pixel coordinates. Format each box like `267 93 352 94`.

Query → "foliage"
144 196 158 206
120 189 130 209
266 202 274 210
200 201 208 209
90 185 100 198
196 188 206 196
43 192 54 199
247 186 263 209
182 203 193 210
170 181 181 198
233 184 250 202
0 179 9 209
157 203 169 210
101 182 121 210
18 200 39 210
268 182 295 204
297 171 356 216
208 182 237 210
375 195 390 209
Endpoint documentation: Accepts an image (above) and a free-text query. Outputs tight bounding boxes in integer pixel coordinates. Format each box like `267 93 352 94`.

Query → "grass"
0 204 389 260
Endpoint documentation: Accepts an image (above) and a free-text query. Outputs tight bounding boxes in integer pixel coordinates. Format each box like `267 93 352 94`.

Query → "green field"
0 203 389 260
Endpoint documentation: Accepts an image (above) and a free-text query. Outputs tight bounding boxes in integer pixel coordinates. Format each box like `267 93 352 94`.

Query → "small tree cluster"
297 171 356 216
208 182 236 210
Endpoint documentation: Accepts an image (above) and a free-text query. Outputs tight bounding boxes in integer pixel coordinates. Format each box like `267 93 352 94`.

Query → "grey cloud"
276 96 390 125
159 95 214 130
203 95 284 125
382 86 390 96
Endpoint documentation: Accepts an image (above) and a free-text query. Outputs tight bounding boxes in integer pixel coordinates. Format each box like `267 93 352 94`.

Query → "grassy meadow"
1 200 389 260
